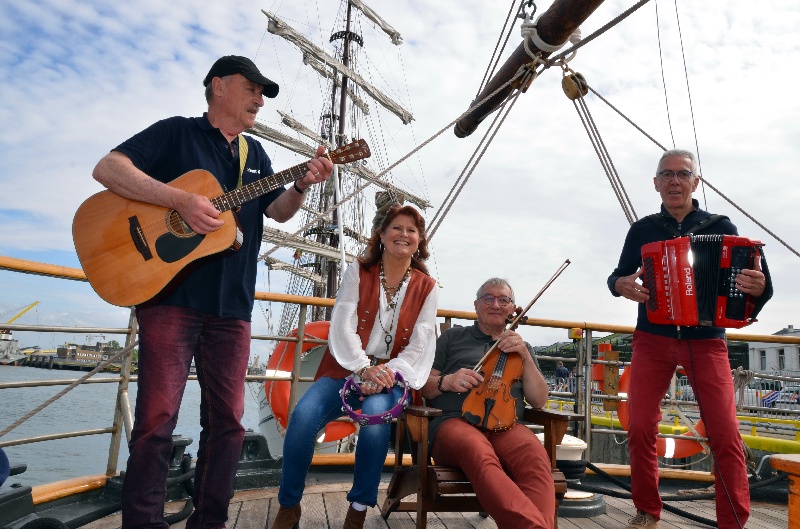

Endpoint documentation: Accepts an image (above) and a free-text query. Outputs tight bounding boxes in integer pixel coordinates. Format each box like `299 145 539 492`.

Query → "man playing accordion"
608 149 773 529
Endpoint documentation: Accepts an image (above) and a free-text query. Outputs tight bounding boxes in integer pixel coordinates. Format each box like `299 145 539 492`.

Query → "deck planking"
82 480 787 529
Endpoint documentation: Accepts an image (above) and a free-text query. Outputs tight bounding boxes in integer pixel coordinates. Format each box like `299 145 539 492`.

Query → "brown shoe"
271 503 301 529
624 511 660 528
342 504 367 529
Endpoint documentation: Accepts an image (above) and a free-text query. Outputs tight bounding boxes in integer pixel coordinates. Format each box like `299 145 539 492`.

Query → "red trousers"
432 419 555 529
628 331 749 529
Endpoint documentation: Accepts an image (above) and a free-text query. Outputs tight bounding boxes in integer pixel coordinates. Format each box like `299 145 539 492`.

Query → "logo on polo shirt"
246 168 260 174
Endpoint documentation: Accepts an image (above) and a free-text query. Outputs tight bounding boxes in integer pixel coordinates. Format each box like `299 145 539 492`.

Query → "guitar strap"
236 134 249 189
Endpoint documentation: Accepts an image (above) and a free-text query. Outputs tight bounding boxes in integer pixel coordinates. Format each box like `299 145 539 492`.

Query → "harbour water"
0 365 263 487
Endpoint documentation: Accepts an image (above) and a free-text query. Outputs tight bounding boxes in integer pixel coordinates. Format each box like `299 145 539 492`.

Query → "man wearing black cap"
92 55 333 529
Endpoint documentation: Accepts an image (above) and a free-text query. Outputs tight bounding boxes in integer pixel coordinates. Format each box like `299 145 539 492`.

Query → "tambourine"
340 371 410 427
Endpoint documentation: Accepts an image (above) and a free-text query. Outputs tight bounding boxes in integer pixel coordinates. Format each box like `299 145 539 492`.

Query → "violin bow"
473 259 571 371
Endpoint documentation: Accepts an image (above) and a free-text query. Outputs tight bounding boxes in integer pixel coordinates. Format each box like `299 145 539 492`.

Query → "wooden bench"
381 405 584 528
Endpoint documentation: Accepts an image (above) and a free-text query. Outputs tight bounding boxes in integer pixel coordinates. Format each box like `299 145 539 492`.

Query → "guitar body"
72 139 372 307
73 170 240 307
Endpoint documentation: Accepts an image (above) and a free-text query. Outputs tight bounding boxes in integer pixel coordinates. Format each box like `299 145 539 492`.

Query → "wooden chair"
381 406 584 529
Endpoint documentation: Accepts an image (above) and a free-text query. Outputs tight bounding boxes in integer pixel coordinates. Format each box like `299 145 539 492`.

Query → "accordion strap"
646 213 728 238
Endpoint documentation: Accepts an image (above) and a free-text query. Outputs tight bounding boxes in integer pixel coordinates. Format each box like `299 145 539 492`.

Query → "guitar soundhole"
166 210 195 238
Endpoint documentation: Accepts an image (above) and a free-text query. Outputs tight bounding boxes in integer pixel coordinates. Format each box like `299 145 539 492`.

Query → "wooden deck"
82 480 787 529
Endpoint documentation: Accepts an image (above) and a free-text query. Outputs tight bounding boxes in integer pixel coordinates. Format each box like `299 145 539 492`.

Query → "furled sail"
262 10 413 124
262 226 358 263
276 111 330 148
247 122 431 209
263 256 325 284
301 54 370 116
349 0 403 45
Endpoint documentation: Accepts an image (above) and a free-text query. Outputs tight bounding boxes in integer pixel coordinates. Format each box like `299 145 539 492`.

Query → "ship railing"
3 254 800 480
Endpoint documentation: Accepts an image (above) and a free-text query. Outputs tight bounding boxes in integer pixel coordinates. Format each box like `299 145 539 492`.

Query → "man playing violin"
421 278 555 529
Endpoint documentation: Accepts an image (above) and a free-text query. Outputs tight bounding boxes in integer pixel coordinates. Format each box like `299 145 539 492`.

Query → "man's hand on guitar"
295 145 334 192
176 192 223 235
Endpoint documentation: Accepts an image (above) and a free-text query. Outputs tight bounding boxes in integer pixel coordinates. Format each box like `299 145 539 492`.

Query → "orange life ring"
618 368 705 459
264 321 356 441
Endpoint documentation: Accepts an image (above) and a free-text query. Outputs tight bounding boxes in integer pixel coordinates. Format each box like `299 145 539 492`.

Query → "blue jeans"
278 376 402 507
122 305 251 529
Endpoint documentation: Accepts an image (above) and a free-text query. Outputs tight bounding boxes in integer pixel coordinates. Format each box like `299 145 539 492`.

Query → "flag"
761 390 780 407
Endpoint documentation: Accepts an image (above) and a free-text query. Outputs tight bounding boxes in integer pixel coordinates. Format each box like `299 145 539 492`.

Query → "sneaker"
624 511 660 528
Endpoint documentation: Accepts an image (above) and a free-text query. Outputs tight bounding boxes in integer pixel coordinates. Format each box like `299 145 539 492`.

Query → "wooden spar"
454 0 606 138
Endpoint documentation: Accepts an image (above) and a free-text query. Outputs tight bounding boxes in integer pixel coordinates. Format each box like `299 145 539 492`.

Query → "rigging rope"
673 0 709 210
566 69 638 225
571 74 800 259
477 0 525 98
259 67 527 261
696 177 800 260
428 85 526 241
0 341 138 439
654 0 676 149
546 0 652 67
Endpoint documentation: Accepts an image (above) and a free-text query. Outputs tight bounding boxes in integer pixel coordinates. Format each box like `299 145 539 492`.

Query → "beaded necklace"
378 262 412 356
380 262 412 310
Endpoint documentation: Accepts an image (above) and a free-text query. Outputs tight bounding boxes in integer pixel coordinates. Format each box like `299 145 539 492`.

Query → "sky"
1 0 799 359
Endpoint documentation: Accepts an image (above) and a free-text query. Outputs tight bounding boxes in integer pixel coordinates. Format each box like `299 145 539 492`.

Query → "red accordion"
640 235 763 328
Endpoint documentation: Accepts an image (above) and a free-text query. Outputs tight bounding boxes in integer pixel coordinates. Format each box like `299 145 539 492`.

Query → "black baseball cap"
203 55 279 98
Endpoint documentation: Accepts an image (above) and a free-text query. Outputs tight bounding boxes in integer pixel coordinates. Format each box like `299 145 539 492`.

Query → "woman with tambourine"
271 204 438 529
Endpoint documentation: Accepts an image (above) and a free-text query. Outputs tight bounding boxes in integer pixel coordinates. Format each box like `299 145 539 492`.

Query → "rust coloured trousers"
628 330 749 529
432 419 555 529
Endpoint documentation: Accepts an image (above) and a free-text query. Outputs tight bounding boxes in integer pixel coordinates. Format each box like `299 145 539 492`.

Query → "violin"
461 309 526 432
461 260 571 433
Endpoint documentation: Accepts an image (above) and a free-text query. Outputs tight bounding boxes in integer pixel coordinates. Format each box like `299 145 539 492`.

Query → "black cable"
163 453 194 525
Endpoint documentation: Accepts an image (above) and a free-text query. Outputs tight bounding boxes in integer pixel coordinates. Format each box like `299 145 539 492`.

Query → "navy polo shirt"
114 114 285 320
607 200 773 339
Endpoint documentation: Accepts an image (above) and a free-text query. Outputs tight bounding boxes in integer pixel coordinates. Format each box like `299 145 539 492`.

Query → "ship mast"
259 3 420 323
327 1 356 302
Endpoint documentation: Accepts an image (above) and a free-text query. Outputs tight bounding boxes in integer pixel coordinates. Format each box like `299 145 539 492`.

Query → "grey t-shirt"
428 323 540 445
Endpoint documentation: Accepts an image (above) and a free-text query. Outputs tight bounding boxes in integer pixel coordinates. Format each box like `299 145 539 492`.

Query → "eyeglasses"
657 170 694 182
477 294 514 307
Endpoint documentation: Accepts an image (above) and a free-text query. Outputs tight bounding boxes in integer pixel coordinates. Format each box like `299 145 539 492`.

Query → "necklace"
377 307 395 356
380 262 412 310
378 262 412 355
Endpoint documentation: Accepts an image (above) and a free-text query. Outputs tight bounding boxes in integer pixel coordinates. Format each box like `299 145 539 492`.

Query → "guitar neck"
211 162 307 212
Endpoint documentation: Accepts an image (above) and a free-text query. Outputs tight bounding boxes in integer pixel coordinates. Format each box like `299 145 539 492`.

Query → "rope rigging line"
579 79 800 260
428 87 525 241
568 77 638 225
586 85 668 151
0 340 138 440
673 0 709 210
545 0 653 67
654 0 676 149
477 0 526 98
428 69 531 234
259 0 659 263
258 67 529 261
696 177 800 260
579 74 800 258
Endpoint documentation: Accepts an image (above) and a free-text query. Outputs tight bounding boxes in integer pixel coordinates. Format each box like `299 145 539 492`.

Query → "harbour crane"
1 301 40 325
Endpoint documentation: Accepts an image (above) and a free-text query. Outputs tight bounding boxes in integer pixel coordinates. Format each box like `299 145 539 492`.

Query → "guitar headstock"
329 139 371 164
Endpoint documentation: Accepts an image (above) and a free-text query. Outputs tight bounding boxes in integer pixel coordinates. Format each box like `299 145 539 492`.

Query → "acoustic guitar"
73 139 371 307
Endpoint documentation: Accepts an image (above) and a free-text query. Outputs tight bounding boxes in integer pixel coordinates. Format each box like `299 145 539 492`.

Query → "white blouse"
328 263 439 389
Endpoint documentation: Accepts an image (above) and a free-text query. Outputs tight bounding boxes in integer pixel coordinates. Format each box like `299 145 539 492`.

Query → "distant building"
56 342 111 362
748 325 800 373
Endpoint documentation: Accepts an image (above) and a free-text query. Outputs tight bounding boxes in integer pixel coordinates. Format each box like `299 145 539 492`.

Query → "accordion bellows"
641 235 763 328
